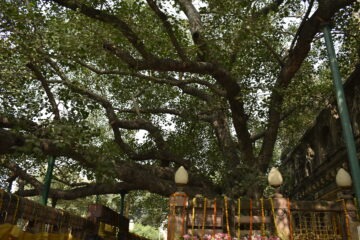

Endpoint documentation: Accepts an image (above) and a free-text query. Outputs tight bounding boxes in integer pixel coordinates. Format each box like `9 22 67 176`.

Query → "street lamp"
268 167 283 198
336 168 352 188
174 166 188 192
336 168 353 199
169 166 189 240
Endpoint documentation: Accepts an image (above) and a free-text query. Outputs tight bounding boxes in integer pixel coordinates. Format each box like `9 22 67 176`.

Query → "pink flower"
183 234 192 240
215 233 225 238
203 234 212 240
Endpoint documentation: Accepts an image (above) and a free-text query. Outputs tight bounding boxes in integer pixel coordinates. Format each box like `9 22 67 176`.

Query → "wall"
281 64 360 200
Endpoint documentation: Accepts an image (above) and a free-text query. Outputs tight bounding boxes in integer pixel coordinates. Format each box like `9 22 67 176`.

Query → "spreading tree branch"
176 0 207 60
248 29 284 67
27 62 61 120
76 59 226 97
45 56 190 166
146 0 188 61
289 0 315 52
258 0 356 172
50 0 153 59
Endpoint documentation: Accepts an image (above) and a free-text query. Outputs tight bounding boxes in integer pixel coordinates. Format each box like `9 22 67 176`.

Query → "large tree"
0 0 358 200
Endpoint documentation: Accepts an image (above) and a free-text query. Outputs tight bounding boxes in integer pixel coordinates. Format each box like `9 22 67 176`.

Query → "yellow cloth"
9 225 23 239
0 223 23 239
33 232 49 240
20 232 35 240
66 233 80 240
0 223 13 238
0 224 80 240
98 222 116 238
48 232 67 240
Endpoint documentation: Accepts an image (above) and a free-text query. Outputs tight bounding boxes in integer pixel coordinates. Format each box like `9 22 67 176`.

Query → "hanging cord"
325 213 330 239
201 197 207 238
298 213 302 236
191 197 196 235
287 198 293 240
339 199 351 239
224 196 231 238
249 199 253 240
304 212 308 237
0 189 4 211
316 214 321 236
354 197 360 221
332 214 337 238
237 198 241 239
260 198 265 237
12 195 20 224
4 192 12 222
167 194 176 239
269 198 279 237
212 198 217 237
181 194 188 237
0 190 4 224
311 213 316 237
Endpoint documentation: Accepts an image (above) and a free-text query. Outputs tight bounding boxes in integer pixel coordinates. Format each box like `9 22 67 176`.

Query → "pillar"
168 192 188 240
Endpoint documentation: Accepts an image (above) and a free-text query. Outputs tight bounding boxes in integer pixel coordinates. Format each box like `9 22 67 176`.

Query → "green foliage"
0 0 358 204
132 223 161 240
127 191 168 228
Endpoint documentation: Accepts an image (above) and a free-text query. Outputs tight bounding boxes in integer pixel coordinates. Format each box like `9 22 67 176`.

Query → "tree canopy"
0 0 359 200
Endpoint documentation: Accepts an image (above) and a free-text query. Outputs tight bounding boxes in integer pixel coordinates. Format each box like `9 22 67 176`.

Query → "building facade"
281 64 360 200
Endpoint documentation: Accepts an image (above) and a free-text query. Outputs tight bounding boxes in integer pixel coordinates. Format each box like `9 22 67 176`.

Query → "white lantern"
174 166 188 185
268 167 283 187
336 168 352 188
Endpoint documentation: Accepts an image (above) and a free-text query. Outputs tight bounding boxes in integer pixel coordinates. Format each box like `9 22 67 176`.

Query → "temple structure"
281 64 360 200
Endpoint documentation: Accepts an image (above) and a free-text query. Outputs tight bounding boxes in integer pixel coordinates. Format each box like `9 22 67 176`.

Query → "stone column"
272 197 290 240
268 167 291 240
168 192 188 240
339 191 360 240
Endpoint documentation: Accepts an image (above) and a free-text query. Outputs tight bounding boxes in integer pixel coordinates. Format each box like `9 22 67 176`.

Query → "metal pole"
322 25 360 204
7 181 12 193
118 191 127 240
40 156 56 206
120 191 126 216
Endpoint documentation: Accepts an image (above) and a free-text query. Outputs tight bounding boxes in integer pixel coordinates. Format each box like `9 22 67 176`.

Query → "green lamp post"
322 24 360 204
40 156 56 206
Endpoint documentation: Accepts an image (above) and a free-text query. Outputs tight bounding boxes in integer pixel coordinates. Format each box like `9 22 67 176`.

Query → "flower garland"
340 199 351 238
260 198 265 237
224 196 231 238
287 198 293 240
181 194 188 236
202 197 207 238
168 192 188 237
237 198 241 239
269 198 278 237
213 198 217 237
299 213 303 236
12 194 20 224
331 215 337 237
354 197 360 221
249 199 253 240
191 197 196 235
0 189 3 211
326 215 331 239
167 201 174 239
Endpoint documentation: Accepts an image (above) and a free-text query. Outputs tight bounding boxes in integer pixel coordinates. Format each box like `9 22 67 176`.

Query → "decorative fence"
0 189 95 239
168 193 360 240
0 189 149 240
